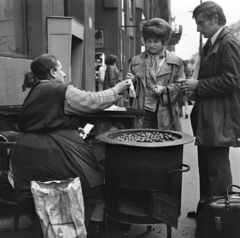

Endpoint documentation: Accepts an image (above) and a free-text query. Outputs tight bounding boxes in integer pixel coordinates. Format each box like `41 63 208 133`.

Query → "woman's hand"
151 85 164 95
78 127 88 139
125 72 139 83
125 72 135 81
114 80 131 94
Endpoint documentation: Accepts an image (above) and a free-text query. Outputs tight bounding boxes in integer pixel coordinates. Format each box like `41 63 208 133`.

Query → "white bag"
31 177 86 238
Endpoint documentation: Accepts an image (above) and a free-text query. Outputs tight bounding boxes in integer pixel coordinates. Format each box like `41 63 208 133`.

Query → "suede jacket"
128 50 184 131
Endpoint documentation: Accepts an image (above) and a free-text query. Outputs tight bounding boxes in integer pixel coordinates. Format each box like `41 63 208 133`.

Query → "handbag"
196 184 240 238
166 87 175 131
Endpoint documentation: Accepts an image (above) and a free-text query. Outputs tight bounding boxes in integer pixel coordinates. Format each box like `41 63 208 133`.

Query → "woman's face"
145 38 164 54
52 60 66 83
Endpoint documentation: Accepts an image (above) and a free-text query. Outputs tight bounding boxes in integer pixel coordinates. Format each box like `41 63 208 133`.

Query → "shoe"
187 210 197 219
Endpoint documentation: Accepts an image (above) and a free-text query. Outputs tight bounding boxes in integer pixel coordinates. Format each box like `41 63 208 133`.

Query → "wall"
95 0 119 59
65 0 95 91
0 57 30 105
0 0 65 106
26 0 64 59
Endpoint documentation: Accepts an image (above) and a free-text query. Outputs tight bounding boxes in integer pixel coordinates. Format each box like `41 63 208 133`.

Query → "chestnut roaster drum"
96 129 194 237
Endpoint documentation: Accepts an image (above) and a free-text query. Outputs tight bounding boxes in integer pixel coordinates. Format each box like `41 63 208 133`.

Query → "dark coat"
11 82 104 205
103 64 119 90
191 27 240 147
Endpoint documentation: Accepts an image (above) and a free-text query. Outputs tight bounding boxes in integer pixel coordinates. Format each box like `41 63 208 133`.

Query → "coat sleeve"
161 61 184 105
198 38 240 97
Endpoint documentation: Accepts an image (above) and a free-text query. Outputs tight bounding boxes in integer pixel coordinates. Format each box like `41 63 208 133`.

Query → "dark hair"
192 1 226 26
142 18 171 44
106 54 118 65
22 54 58 91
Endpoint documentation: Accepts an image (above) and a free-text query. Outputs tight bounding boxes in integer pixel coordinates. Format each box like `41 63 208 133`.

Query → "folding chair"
0 141 35 232
0 142 32 231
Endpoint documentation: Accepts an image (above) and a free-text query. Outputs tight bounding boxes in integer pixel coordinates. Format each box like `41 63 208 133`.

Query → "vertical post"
166 224 172 238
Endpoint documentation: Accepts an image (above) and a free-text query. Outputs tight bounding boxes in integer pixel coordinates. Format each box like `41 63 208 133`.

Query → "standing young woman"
126 18 185 131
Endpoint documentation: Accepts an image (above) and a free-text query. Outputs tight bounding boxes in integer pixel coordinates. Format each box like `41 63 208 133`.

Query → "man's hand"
125 72 139 83
177 78 198 92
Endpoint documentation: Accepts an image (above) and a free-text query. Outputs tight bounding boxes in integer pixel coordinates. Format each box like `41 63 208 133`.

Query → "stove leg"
147 226 152 232
103 211 108 238
166 224 172 238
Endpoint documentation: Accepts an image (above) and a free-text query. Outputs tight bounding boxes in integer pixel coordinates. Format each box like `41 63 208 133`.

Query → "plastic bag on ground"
31 177 86 238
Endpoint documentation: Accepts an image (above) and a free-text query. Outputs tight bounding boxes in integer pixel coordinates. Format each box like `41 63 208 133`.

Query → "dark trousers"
198 146 232 199
143 110 157 129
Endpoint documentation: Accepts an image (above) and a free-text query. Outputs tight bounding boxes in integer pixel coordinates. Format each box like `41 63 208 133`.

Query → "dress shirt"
210 26 224 46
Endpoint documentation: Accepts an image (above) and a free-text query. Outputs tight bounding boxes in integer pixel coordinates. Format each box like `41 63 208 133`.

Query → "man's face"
195 12 219 38
145 38 164 54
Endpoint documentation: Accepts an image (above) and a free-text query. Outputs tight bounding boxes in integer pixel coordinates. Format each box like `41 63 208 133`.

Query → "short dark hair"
22 54 58 91
192 1 226 26
106 54 118 65
141 18 171 45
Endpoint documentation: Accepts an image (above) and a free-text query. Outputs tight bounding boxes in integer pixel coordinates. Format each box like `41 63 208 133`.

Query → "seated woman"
10 54 131 228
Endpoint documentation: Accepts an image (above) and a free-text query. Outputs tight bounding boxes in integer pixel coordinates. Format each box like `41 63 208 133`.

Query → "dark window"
121 0 125 30
0 0 27 57
129 0 134 21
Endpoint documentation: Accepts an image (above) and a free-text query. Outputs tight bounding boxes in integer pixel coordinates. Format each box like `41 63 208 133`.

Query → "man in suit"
178 1 240 218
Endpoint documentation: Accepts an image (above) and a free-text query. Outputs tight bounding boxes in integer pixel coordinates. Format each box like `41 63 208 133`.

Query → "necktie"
207 40 213 54
209 40 213 49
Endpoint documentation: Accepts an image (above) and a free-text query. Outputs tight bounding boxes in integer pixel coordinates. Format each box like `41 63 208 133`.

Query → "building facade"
0 0 96 106
0 0 179 108
95 0 172 89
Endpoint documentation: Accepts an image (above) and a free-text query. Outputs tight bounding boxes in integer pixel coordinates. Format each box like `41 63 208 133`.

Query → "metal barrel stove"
96 129 194 238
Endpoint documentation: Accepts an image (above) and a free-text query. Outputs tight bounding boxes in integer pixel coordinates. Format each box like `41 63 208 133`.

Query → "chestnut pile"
113 131 176 143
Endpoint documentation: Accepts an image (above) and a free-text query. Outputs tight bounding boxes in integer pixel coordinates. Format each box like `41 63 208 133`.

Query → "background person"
9 54 131 229
126 18 185 131
97 60 107 91
103 54 119 90
178 1 240 218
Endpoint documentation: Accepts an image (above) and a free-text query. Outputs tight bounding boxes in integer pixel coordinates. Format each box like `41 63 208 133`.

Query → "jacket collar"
201 27 230 62
143 50 181 66
215 26 230 43
202 26 230 56
165 50 181 66
140 50 180 78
